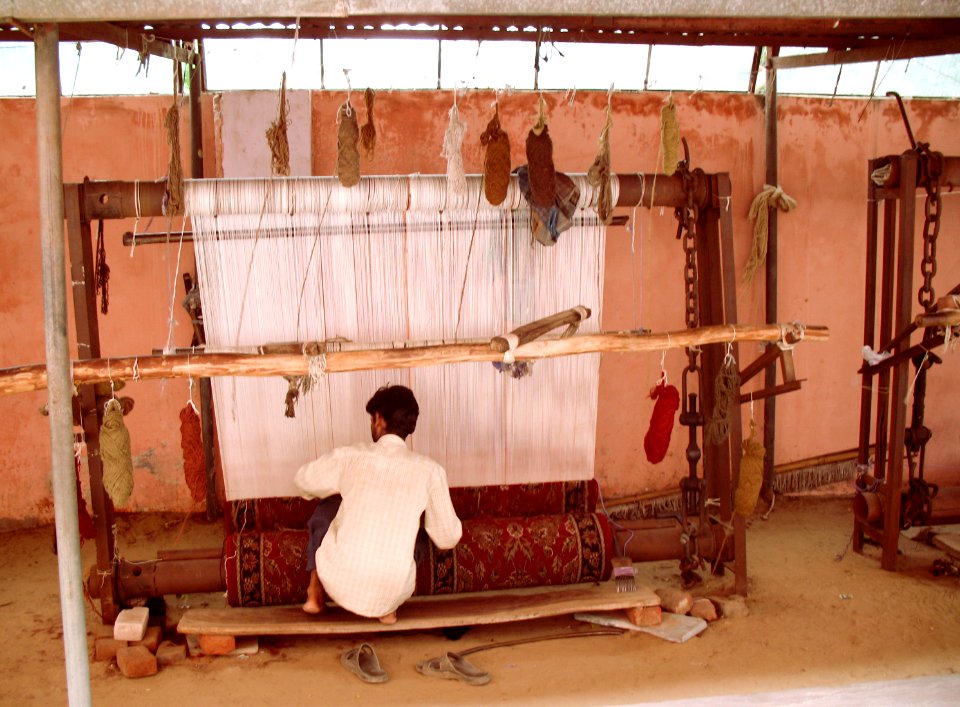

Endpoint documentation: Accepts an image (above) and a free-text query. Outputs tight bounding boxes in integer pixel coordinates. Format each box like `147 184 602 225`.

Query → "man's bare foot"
378 612 397 625
302 597 323 614
303 570 324 614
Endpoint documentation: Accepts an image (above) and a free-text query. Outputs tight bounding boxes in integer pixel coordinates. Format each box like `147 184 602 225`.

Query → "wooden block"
156 641 187 667
199 634 236 656
625 605 662 627
116 645 158 678
131 625 163 654
655 587 693 615
114 607 150 641
690 597 718 622
93 637 127 662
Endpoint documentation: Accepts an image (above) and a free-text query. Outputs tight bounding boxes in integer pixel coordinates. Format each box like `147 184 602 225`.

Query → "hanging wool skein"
660 95 680 177
359 87 377 159
180 403 206 503
743 184 798 285
644 379 680 464
480 106 511 206
442 97 467 198
526 95 556 208
100 398 134 506
74 453 96 542
735 421 765 516
164 66 184 215
265 72 291 176
336 100 361 187
587 96 614 224
706 345 740 445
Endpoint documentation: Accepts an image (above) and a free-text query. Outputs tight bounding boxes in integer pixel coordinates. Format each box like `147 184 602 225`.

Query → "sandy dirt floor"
1 496 958 706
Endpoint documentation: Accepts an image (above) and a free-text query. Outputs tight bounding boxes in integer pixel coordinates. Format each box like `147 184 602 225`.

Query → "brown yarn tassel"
180 403 206 503
336 102 361 187
359 88 377 159
265 72 291 177
587 107 613 225
735 422 765 516
164 89 184 215
95 219 110 314
480 108 511 206
525 99 555 208
706 357 740 445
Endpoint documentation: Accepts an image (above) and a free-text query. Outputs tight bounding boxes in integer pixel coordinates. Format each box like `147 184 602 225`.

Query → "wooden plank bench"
178 581 659 637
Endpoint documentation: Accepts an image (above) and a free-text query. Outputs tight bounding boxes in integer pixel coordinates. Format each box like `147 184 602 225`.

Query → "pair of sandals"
341 643 490 686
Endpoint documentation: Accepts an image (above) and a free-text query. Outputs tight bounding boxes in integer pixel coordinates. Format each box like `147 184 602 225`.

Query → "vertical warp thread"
100 399 134 507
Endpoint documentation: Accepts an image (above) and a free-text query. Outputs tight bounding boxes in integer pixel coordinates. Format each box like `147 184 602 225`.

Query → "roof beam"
59 22 195 64
772 36 960 70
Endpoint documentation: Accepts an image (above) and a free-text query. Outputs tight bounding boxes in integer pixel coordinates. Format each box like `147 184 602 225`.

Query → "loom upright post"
35 23 93 706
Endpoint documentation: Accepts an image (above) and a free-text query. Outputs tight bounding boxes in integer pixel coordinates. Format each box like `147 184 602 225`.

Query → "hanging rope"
265 72 291 177
744 184 797 285
335 100 361 187
706 346 740 445
587 91 614 224
480 105 511 206
360 87 377 159
735 421 765 516
100 398 134 507
95 219 110 315
164 66 184 215
660 95 680 177
526 95 556 208
442 98 467 197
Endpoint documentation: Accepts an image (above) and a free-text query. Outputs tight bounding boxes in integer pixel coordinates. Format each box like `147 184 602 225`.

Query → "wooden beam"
0 323 829 395
772 37 960 70
59 22 195 65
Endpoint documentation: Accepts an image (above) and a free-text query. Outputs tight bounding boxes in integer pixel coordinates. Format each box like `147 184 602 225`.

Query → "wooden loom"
44 171 819 623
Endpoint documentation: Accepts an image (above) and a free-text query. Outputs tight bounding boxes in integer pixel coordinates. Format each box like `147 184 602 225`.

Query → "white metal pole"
34 23 93 707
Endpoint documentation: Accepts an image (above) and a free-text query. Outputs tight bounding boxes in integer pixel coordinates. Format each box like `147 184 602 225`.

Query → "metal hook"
886 91 917 151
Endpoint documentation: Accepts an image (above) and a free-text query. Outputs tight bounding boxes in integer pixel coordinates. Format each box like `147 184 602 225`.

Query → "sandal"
416 650 491 686
341 643 389 684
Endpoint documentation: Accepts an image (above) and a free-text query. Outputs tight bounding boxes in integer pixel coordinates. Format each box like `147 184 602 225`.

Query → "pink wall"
0 89 957 526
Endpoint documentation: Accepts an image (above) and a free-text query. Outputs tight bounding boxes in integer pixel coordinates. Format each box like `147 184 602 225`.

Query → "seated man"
294 384 462 624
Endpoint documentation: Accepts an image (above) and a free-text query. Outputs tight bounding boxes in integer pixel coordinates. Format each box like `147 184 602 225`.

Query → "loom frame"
66 169 748 621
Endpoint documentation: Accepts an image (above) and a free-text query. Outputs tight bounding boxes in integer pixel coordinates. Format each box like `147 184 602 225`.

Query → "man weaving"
294 385 462 624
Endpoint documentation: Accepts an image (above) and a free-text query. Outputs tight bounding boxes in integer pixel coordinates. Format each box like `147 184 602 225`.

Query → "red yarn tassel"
644 380 680 464
180 404 207 503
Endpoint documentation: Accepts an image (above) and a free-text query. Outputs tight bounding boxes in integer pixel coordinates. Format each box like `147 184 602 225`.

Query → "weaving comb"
611 556 636 593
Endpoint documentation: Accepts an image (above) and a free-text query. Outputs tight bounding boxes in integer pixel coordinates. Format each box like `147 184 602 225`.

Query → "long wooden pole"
35 23 92 707
0 323 828 395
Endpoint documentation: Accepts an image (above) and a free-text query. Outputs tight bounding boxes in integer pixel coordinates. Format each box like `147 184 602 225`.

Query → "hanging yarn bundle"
164 83 184 215
644 379 680 464
442 100 467 197
744 184 797 284
587 101 614 224
660 95 680 177
74 453 96 543
480 107 511 206
265 72 291 177
735 422 766 516
179 403 206 503
100 398 134 507
335 101 361 187
95 219 110 315
525 97 556 208
359 88 377 159
706 347 740 445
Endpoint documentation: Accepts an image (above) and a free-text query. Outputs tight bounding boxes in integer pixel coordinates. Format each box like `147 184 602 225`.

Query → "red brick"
131 626 163 654
198 634 236 656
156 641 187 667
625 605 662 627
93 637 128 662
116 645 158 678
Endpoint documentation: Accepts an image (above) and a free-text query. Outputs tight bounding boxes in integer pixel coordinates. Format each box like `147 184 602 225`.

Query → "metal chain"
917 145 942 311
676 169 700 330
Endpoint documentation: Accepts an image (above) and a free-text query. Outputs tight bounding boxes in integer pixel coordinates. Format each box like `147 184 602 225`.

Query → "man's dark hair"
365 385 419 439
